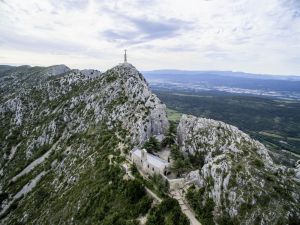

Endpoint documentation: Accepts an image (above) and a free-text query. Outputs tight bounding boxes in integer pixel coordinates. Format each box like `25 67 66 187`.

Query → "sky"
0 0 300 75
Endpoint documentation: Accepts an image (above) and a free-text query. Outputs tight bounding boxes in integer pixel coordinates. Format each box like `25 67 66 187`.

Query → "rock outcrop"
108 63 168 144
296 160 300 180
44 65 70 76
80 69 102 78
178 114 300 225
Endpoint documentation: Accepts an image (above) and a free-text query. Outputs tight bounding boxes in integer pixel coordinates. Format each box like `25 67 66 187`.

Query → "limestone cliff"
106 63 168 144
178 114 300 225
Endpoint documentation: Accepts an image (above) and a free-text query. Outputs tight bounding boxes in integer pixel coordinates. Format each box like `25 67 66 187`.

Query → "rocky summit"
0 63 299 225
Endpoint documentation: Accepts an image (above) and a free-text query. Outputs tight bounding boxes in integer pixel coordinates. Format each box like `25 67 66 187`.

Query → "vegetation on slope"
3 123 153 224
146 197 189 225
143 136 161 153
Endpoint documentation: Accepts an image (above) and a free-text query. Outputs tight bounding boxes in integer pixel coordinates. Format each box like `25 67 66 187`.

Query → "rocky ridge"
178 114 300 224
0 63 168 224
80 69 102 78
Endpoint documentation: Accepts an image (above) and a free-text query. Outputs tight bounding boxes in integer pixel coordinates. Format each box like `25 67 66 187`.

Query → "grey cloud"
50 0 89 11
280 0 300 19
127 17 188 40
130 43 197 52
205 52 228 59
0 31 103 58
202 44 232 60
289 56 300 63
102 17 190 45
232 36 252 44
160 45 198 52
102 30 138 42
34 25 55 31
101 7 191 45
292 11 300 18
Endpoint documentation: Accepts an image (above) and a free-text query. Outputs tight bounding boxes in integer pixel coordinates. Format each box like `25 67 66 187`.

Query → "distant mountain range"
143 70 300 81
143 70 300 100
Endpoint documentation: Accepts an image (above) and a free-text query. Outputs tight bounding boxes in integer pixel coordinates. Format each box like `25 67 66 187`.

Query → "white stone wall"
131 151 168 176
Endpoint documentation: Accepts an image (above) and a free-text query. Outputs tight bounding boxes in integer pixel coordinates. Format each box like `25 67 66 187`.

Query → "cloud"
0 0 299 75
50 0 89 10
0 30 104 58
102 30 135 41
101 7 191 45
128 17 189 39
102 18 189 45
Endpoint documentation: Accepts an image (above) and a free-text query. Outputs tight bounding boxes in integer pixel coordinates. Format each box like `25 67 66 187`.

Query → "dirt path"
145 187 162 203
171 190 202 225
124 160 201 225
125 162 162 203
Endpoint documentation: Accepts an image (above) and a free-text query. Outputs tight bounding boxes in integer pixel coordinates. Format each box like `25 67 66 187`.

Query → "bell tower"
141 149 147 162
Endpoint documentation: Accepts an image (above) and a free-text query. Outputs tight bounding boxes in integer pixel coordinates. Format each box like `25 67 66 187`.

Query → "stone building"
130 148 170 176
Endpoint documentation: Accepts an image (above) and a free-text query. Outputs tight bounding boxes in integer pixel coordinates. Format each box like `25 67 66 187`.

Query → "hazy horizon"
2 63 300 77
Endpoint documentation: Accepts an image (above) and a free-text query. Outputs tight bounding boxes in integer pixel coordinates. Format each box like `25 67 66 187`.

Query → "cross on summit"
124 49 127 63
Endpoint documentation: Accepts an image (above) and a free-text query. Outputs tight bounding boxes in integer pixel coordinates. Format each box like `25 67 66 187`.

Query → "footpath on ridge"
123 160 202 225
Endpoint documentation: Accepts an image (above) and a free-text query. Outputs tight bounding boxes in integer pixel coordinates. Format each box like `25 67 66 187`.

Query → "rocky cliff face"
80 69 102 78
178 114 300 225
106 63 168 144
0 63 168 224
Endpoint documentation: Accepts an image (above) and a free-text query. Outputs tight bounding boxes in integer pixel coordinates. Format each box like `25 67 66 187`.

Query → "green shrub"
135 196 153 216
143 136 160 153
216 212 239 225
125 180 146 203
0 192 8 205
189 151 206 169
146 197 189 225
34 187 50 207
151 174 169 195
186 187 215 225
228 173 237 189
170 144 193 176
252 158 264 169
252 158 264 168
162 121 177 147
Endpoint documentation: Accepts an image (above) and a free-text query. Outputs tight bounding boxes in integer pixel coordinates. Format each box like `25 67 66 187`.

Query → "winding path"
171 189 201 225
124 160 201 225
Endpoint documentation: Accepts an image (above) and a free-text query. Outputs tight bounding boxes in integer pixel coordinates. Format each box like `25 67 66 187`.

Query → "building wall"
131 151 168 177
132 153 143 169
143 161 162 176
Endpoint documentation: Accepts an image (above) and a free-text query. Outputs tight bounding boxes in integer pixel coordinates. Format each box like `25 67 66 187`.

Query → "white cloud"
0 0 299 75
